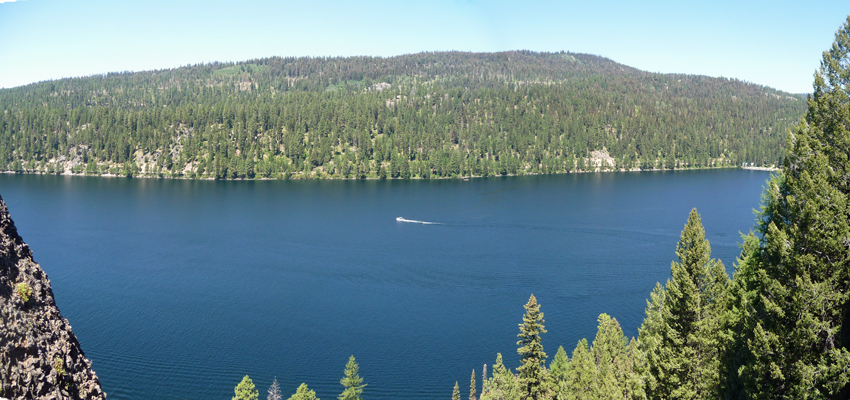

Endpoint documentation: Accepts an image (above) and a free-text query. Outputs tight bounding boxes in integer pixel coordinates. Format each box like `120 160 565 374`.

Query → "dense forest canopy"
0 51 805 179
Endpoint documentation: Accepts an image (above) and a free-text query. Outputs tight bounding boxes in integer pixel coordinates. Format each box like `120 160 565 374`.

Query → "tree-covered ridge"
0 51 804 179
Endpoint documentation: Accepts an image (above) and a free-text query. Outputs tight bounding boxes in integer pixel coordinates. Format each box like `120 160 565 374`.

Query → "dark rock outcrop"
0 195 105 399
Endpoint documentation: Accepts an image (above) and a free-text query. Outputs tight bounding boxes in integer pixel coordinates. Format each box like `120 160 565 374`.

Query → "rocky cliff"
0 195 106 399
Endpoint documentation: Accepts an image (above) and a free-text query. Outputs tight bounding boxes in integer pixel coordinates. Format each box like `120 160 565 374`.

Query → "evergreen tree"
639 209 729 399
268 377 282 400
482 353 520 400
339 355 365 400
565 339 595 400
288 383 319 400
453 381 461 400
549 346 569 385
549 346 569 400
638 283 666 396
726 16 850 399
517 294 547 400
590 314 628 400
233 375 259 400
624 338 647 400
721 233 762 398
470 369 477 400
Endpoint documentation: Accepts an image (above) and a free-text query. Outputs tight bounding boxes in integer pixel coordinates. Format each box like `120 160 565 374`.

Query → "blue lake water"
0 170 771 400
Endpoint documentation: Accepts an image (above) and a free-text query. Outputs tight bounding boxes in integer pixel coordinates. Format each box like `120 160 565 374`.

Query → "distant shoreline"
0 165 777 181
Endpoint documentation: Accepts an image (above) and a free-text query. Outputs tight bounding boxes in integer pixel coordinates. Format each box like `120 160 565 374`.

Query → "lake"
0 170 770 400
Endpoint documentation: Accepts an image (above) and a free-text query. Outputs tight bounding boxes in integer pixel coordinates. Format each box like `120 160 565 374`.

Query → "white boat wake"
396 217 440 225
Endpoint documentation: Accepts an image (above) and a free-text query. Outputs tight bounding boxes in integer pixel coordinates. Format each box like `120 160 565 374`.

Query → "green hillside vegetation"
232 16 850 400
0 50 804 179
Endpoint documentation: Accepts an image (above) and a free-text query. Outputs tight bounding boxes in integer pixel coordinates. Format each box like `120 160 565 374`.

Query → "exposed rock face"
0 195 106 399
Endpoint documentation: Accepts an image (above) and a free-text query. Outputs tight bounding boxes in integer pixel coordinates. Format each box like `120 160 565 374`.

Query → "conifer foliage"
590 314 640 400
565 339 595 399
480 353 520 400
727 15 850 399
548 346 569 399
339 355 365 400
470 369 477 400
517 294 547 400
233 375 260 400
0 51 802 180
639 209 729 399
289 383 319 400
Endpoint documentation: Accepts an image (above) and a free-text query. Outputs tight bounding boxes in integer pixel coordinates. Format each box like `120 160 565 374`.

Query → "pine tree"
637 283 665 396
453 381 461 400
517 294 547 400
624 338 647 400
548 346 570 400
565 339 595 400
470 369 477 400
268 377 282 400
549 346 569 386
233 375 259 400
483 353 520 400
288 383 319 400
721 233 763 398
590 314 628 400
638 209 729 399
339 355 365 400
727 16 850 399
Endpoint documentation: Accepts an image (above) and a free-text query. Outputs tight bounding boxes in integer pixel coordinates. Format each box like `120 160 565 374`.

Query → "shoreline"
741 166 779 172
0 165 776 181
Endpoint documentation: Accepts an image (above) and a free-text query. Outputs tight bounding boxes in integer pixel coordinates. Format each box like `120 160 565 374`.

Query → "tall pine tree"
565 339 595 400
517 294 547 400
549 346 570 400
590 314 632 400
727 16 850 399
639 209 729 399
549 346 569 380
470 369 477 400
339 355 365 400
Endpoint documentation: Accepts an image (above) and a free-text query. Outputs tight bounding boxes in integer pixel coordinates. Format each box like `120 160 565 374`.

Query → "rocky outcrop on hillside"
0 195 106 399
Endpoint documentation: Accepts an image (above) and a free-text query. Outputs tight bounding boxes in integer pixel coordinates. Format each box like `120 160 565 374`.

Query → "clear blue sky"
0 0 846 93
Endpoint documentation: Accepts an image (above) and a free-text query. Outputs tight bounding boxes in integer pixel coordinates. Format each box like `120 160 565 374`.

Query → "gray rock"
0 195 106 399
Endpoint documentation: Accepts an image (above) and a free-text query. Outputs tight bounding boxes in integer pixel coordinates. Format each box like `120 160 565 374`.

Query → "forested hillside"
0 51 804 179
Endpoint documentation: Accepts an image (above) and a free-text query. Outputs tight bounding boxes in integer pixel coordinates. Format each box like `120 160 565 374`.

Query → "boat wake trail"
396 217 440 225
